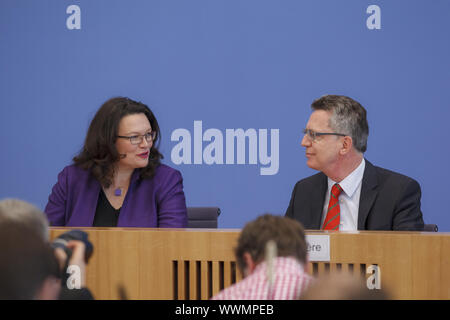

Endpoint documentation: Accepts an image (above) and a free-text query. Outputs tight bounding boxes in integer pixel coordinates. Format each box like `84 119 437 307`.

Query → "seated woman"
45 97 188 227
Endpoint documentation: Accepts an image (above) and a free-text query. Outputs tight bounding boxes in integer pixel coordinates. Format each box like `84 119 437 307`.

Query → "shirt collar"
327 158 365 198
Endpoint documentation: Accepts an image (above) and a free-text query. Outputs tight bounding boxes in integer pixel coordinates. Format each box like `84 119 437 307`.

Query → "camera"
51 230 93 263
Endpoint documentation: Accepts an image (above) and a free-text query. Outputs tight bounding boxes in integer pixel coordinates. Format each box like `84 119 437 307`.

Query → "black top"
93 189 121 227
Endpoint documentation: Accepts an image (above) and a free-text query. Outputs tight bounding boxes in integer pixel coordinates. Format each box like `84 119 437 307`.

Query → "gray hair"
0 199 49 241
311 95 369 153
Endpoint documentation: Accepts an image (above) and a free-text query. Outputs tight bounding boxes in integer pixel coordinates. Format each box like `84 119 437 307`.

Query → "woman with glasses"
44 97 188 227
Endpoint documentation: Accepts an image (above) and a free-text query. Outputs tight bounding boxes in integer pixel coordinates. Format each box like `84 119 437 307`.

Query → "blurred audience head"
0 198 49 241
0 222 61 299
235 214 307 277
300 272 389 300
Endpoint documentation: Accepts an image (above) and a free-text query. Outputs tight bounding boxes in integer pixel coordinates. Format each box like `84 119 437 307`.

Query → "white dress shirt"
321 158 366 231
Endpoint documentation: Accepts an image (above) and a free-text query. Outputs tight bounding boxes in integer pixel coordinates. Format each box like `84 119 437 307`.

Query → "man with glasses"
285 95 424 231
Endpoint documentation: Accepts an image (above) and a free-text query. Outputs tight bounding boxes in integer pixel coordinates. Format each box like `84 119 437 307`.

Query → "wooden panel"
189 260 196 300
317 262 327 275
177 260 185 300
49 228 450 299
200 260 208 300
224 261 232 289
330 263 338 272
412 234 442 299
340 263 349 274
441 236 450 298
211 261 220 297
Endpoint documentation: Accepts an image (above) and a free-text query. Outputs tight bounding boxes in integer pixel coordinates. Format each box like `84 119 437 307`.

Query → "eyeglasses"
117 131 156 145
303 129 346 142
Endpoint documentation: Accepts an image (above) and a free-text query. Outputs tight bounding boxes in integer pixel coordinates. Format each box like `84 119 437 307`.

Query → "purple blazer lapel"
66 167 101 227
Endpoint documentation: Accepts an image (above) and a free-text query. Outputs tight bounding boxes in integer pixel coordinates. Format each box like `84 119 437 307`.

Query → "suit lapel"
358 160 378 230
310 173 328 229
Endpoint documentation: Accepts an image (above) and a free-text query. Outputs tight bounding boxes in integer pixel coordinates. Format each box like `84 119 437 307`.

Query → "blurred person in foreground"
45 97 187 227
212 214 313 300
286 95 424 231
300 272 389 300
0 198 92 299
0 222 60 300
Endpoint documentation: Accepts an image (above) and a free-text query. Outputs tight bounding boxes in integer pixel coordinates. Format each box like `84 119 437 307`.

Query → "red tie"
322 184 343 230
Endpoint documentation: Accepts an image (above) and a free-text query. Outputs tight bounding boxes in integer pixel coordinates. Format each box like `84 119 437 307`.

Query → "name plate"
305 235 330 262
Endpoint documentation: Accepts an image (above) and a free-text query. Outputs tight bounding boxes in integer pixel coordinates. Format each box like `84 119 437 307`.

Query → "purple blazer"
44 164 188 228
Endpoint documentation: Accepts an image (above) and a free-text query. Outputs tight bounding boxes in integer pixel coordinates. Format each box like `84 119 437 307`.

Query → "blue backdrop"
1 0 449 229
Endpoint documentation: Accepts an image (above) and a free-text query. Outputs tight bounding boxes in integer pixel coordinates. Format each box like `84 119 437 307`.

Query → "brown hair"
0 222 60 299
235 214 307 274
311 95 369 153
73 97 163 188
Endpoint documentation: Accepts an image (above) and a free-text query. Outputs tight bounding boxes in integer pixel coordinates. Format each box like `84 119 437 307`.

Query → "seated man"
212 214 312 300
286 95 424 231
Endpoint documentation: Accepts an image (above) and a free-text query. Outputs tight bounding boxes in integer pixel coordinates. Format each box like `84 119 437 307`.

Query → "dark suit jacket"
285 160 424 231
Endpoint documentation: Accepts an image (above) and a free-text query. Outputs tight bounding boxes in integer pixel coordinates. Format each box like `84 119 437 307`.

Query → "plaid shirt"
212 256 313 300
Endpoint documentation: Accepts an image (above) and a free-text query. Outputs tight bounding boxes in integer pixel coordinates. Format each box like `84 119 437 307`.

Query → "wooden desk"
50 228 450 300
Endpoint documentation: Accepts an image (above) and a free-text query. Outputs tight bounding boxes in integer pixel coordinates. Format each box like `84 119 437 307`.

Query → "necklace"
114 187 122 197
112 172 131 197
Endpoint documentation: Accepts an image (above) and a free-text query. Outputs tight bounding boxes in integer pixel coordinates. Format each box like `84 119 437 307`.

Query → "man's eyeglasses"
117 131 156 145
303 129 346 142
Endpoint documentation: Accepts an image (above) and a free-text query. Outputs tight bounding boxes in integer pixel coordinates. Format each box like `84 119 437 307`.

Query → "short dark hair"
235 214 307 274
0 222 60 299
311 95 369 153
73 97 163 188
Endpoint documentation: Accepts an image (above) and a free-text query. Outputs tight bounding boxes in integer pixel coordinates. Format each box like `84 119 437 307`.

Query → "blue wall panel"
1 1 449 229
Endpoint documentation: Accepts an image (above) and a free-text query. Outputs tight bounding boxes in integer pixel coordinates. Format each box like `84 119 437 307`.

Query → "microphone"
265 240 277 300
